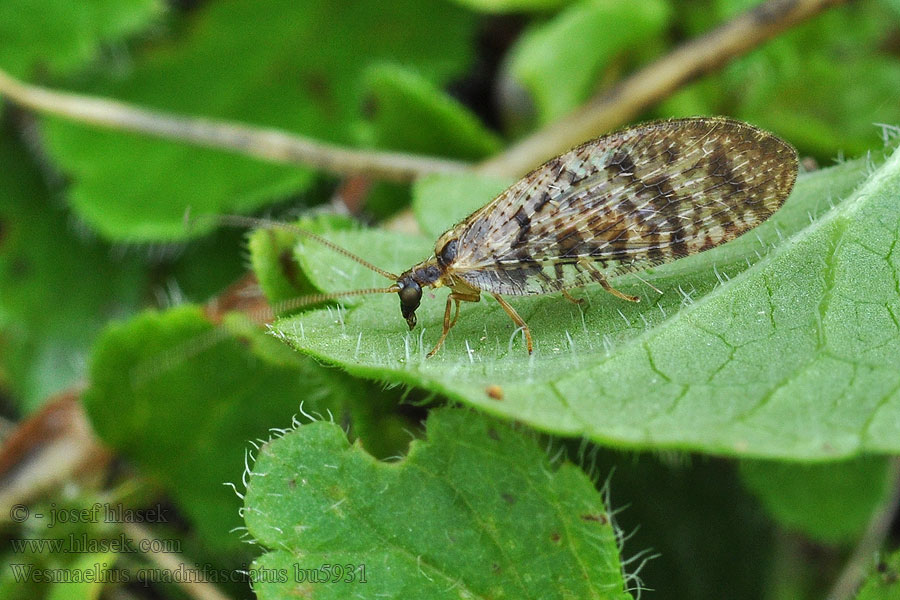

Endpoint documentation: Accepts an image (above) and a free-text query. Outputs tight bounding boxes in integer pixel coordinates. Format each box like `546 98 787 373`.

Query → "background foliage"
2 1 900 599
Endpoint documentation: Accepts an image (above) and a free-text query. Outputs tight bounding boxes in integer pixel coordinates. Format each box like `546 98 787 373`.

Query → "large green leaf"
0 0 160 78
245 409 631 599
41 0 479 241
266 142 900 459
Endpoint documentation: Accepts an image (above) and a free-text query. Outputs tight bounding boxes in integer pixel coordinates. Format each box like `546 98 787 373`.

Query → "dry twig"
0 0 848 184
0 69 469 182
478 0 851 176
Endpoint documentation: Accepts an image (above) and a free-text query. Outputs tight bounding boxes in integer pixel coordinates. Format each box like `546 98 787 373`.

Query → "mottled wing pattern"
449 118 798 296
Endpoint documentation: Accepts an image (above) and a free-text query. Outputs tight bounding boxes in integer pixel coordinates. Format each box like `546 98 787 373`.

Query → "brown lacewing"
227 117 798 357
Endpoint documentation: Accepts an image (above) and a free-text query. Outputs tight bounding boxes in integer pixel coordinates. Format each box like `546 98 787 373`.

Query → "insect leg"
598 277 640 303
449 298 462 327
581 262 640 303
492 294 533 354
426 296 454 358
561 290 585 305
426 292 479 358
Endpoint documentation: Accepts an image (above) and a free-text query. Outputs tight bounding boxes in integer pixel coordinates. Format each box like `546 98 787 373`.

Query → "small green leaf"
245 409 631 599
0 0 160 78
249 226 314 306
42 0 479 241
505 0 671 124
740 457 894 544
271 142 900 459
248 215 356 306
363 64 503 160
82 305 363 555
856 548 900 600
46 552 116 600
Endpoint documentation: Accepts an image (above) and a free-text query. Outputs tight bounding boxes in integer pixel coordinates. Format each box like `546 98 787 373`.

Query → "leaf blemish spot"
580 513 608 524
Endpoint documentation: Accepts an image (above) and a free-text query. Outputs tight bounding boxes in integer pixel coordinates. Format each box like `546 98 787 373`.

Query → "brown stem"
0 68 470 182
478 0 851 177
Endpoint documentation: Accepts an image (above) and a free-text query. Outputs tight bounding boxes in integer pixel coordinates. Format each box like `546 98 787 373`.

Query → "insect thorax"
403 259 444 288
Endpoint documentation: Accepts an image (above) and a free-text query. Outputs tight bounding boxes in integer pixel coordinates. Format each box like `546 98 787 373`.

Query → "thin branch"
0 68 470 182
827 457 900 600
478 0 851 177
0 0 848 194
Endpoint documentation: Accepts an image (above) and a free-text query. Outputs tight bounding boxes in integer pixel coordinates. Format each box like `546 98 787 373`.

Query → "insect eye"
399 281 422 307
437 239 458 267
398 279 422 330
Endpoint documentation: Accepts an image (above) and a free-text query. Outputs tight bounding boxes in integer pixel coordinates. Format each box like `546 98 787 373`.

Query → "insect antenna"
269 286 401 315
132 281 397 387
192 213 400 281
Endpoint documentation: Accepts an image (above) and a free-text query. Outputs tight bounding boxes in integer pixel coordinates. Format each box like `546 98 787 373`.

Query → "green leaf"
0 129 144 411
166 226 254 302
46 552 116 600
412 173 512 240
82 305 363 555
881 0 900 18
41 0 479 241
248 215 357 306
505 0 671 124
363 64 503 160
269 142 900 459
743 55 900 159
0 0 160 78
245 409 631 600
740 457 894 544
856 548 900 600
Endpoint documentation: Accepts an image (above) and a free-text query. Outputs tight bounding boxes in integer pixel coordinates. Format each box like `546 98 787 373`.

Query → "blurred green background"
4 0 900 406
2 1 900 599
